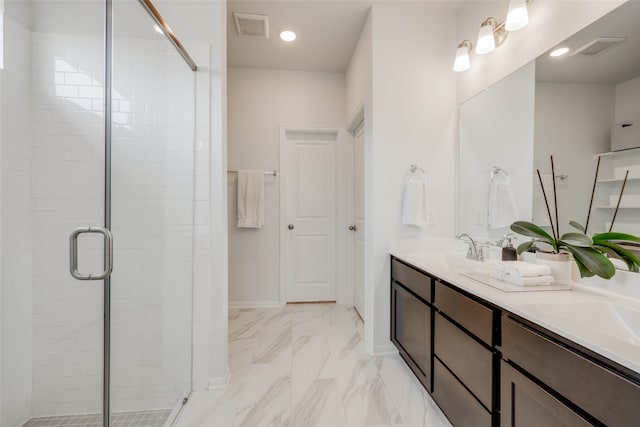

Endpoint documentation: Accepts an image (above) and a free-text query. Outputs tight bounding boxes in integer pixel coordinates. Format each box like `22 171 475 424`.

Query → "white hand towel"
402 173 428 228
491 261 551 282
503 275 555 287
237 170 264 228
488 170 519 229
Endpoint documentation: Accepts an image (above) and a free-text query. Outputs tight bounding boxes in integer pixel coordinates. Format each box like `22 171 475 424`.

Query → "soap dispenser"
502 238 517 261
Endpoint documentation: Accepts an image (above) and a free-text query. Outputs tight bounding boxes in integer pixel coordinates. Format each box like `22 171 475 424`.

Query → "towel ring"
408 164 427 178
491 166 509 179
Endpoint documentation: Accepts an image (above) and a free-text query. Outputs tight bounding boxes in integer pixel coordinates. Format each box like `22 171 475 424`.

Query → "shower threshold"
22 409 172 427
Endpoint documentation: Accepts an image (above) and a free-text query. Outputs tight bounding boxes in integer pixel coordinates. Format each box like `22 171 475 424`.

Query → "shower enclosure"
1 0 198 425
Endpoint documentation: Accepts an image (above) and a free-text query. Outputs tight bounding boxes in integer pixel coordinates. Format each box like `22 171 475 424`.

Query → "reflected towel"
237 170 264 228
402 173 428 228
488 170 519 229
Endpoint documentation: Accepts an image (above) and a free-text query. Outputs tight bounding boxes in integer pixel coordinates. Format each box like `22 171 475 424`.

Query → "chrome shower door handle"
70 226 114 280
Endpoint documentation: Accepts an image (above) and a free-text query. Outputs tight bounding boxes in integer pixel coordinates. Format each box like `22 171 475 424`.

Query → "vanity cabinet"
501 315 640 427
500 360 591 427
390 257 433 391
433 282 499 427
390 255 640 427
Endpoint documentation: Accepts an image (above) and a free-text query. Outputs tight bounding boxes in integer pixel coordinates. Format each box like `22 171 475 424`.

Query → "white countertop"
390 240 640 375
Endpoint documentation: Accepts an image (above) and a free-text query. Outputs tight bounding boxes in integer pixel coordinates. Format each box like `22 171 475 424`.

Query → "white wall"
227 67 345 305
615 75 640 123
345 11 372 123
459 61 535 241
365 3 458 352
0 15 33 427
534 82 614 235
456 1 625 104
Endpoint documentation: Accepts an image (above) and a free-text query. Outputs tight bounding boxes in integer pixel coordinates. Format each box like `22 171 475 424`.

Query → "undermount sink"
519 301 640 346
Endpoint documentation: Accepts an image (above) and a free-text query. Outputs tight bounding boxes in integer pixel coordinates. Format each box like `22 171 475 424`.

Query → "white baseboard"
372 342 398 356
208 367 231 390
228 300 284 309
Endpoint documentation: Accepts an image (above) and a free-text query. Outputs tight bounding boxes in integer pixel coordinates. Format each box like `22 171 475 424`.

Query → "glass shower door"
1 1 108 425
109 1 195 425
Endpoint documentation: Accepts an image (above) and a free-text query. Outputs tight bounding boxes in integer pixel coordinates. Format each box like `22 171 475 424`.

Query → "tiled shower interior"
1 1 200 425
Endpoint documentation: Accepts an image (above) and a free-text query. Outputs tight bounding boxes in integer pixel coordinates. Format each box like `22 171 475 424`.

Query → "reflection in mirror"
458 1 640 249
534 0 640 237
458 62 535 243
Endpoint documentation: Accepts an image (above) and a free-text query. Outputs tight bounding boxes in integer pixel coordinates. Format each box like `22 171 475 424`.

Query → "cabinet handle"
288 224 294 230
349 225 357 231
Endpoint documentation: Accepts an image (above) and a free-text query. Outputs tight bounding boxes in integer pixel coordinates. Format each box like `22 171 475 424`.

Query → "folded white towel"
504 275 555 287
237 170 264 228
491 261 551 281
488 170 519 229
402 173 428 228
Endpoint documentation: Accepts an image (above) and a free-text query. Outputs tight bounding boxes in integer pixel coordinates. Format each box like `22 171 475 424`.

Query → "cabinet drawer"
391 258 432 302
435 312 493 409
435 282 494 345
433 358 491 427
501 361 592 427
391 282 431 390
503 316 640 426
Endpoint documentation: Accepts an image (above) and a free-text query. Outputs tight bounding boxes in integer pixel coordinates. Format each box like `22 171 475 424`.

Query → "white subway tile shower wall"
1 16 34 427
28 29 195 416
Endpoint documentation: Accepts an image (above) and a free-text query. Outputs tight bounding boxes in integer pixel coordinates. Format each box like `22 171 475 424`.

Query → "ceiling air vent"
570 37 626 56
233 12 269 39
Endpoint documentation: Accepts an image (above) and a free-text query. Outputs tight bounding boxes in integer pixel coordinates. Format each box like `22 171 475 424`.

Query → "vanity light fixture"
505 0 529 32
476 18 507 55
279 30 296 42
453 40 473 72
549 47 570 57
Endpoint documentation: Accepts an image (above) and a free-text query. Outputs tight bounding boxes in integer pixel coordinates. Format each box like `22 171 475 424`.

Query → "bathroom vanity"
390 254 640 427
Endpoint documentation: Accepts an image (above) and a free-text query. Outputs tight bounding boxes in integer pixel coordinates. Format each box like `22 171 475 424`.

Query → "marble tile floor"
174 303 452 427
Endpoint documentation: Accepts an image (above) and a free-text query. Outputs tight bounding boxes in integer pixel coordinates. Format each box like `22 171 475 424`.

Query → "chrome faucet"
496 232 516 247
456 233 480 260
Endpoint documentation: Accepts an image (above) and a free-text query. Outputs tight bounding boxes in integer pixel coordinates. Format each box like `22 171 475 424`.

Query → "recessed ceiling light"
549 47 570 57
153 24 164 35
280 30 296 42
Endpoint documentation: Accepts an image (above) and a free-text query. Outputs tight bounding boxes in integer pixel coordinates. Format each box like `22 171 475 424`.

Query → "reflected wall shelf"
597 177 640 183
595 146 640 158
594 205 640 209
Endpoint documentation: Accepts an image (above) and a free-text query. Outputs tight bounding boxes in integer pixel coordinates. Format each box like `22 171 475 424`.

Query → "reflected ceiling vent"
233 12 269 39
570 37 626 56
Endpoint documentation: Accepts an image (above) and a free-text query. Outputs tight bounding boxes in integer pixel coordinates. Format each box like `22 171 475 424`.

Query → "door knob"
349 225 357 231
288 224 294 230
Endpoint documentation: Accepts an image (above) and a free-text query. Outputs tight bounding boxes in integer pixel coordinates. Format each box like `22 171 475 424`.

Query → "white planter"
536 251 573 285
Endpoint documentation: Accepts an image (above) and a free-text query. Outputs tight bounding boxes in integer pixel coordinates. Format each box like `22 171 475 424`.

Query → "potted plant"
510 156 640 279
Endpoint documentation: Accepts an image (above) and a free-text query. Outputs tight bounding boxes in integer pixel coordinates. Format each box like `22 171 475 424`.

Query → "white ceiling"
227 0 373 72
535 1 640 85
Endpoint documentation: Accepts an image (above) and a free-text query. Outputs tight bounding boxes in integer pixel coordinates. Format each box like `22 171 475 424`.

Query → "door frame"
279 126 352 305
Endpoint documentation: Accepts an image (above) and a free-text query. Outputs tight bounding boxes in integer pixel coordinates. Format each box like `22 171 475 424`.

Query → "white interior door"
353 124 365 320
283 129 338 302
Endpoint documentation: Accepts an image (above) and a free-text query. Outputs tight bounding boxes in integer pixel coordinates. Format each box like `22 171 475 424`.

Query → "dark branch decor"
510 156 640 279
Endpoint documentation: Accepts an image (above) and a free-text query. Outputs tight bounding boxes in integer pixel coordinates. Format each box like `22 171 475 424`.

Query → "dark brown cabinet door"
391 281 431 390
501 361 593 427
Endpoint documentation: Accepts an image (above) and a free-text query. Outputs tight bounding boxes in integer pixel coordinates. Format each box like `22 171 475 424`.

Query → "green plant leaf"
516 241 534 254
569 221 586 233
560 233 593 247
510 221 555 248
564 244 616 279
573 256 595 278
594 241 640 273
593 232 640 243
